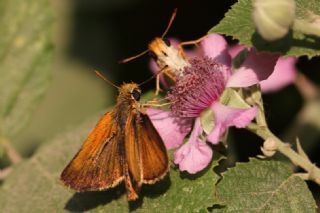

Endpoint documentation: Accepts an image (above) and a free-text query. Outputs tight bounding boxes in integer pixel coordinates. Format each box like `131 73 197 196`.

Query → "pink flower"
147 34 286 174
174 118 212 173
260 57 297 93
227 44 298 92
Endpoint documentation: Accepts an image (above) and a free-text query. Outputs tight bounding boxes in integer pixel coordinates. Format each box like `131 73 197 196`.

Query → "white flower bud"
263 138 277 151
252 0 296 41
261 147 276 157
260 138 278 157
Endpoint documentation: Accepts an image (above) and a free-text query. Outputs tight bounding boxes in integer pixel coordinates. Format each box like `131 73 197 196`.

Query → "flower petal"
228 44 246 59
200 33 231 67
146 108 191 149
260 57 297 93
227 49 279 88
166 38 197 58
174 118 212 174
168 38 181 49
207 102 257 144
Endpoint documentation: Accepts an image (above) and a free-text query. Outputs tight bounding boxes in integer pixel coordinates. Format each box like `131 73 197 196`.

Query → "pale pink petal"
260 57 297 93
200 33 231 67
174 118 212 174
206 123 222 145
227 49 279 88
146 108 191 149
207 102 257 144
149 59 159 74
228 44 246 59
174 141 212 174
167 38 181 49
168 38 198 60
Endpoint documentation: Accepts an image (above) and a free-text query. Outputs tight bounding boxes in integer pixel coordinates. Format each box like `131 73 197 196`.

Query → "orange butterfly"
60 73 169 201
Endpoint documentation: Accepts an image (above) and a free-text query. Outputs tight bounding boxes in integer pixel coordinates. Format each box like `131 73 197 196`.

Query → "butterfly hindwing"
138 114 169 183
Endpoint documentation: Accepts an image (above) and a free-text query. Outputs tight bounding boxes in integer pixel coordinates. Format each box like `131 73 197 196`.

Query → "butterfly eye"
131 89 141 101
163 37 171 47
148 51 158 61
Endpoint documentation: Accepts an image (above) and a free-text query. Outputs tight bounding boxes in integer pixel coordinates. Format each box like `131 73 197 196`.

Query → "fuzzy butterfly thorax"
113 83 141 125
149 37 190 77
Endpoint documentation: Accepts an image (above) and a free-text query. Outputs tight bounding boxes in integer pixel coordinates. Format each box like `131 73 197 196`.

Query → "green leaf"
212 158 317 212
219 88 250 109
231 49 248 69
210 0 320 58
0 109 220 212
0 0 54 138
200 108 215 135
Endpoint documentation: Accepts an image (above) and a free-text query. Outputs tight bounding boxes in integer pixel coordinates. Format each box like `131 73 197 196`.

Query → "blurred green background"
1 0 320 205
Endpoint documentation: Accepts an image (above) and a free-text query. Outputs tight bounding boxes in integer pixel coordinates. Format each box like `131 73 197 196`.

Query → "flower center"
168 57 227 118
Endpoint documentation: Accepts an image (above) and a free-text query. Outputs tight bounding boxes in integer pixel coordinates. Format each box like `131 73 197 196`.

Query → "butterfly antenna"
95 70 120 89
119 49 149 64
161 8 177 38
139 66 168 87
119 8 177 64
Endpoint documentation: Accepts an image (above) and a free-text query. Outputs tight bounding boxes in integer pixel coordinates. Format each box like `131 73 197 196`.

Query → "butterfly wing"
138 113 169 184
124 111 142 200
123 110 169 200
60 112 124 191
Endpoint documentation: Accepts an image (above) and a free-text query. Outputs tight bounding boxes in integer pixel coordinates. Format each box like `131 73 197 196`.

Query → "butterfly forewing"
60 112 124 191
139 114 169 183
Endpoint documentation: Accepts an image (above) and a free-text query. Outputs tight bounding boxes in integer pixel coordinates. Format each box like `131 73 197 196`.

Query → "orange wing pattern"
124 111 141 185
138 114 169 184
60 112 124 191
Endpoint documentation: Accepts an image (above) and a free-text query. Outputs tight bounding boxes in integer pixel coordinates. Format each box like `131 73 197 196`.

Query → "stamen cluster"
168 57 226 118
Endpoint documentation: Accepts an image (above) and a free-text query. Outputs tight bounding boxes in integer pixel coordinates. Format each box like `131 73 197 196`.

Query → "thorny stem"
250 85 267 127
246 87 320 185
293 18 320 38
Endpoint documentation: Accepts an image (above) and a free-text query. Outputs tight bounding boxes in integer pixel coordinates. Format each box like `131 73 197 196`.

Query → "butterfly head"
119 83 141 102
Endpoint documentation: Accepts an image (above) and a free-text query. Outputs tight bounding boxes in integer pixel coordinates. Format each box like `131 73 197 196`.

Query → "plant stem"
293 18 320 38
246 84 320 184
249 85 267 127
247 123 320 184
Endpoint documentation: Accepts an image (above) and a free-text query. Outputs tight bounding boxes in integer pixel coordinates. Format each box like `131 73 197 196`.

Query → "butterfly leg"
178 35 208 56
155 74 163 96
147 97 170 103
154 67 176 97
179 35 208 48
142 102 171 108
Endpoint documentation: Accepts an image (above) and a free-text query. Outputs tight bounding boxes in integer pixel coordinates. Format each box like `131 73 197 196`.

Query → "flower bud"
263 138 277 151
252 0 296 41
260 138 278 157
